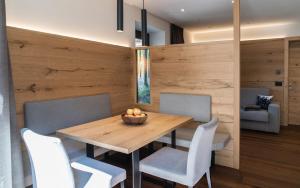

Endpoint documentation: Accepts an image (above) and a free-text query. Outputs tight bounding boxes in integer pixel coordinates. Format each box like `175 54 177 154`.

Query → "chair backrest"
160 93 211 122
21 128 75 188
187 117 218 182
24 94 112 135
241 88 270 106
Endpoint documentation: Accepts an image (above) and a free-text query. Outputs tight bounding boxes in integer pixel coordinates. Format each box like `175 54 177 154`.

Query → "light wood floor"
105 125 300 188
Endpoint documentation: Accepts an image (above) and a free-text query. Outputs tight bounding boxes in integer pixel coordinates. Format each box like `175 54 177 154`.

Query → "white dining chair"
139 117 218 188
21 128 126 188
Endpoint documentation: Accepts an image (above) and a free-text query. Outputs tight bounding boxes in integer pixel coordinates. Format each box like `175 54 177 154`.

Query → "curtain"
0 0 25 188
170 24 184 44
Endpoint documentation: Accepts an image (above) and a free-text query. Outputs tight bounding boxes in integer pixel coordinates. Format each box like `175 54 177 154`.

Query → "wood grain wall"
136 42 238 169
7 27 134 129
241 39 285 124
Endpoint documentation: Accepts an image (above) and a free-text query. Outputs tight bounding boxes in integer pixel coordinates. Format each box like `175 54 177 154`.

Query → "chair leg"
120 181 125 188
206 170 212 188
139 172 142 188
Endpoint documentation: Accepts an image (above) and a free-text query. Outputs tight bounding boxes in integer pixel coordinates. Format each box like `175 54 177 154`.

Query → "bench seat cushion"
157 128 230 151
240 109 269 122
55 134 109 161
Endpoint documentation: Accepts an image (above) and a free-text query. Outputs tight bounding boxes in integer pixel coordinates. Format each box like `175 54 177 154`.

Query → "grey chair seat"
140 147 188 185
240 109 269 122
73 157 126 187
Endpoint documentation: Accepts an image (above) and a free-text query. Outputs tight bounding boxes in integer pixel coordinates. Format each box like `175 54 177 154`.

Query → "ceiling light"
232 0 234 3
180 8 185 12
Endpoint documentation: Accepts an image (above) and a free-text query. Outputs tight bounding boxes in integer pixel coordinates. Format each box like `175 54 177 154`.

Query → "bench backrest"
24 94 111 135
160 93 211 122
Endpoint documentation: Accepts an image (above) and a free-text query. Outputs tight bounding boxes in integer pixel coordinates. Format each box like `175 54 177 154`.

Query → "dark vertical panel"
141 9 148 46
170 24 184 44
117 0 123 32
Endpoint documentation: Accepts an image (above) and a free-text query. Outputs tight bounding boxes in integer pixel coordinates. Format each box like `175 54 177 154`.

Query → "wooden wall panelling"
136 41 237 169
7 27 134 129
241 39 285 124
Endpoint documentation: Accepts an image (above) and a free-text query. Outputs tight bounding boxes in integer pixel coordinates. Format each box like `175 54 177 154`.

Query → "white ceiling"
125 0 300 31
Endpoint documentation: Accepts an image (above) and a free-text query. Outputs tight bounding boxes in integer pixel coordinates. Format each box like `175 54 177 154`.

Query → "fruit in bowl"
122 108 147 125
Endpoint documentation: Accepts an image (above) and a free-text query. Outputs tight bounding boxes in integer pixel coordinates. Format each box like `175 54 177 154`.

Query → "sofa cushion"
257 95 273 110
241 88 269 106
240 109 269 122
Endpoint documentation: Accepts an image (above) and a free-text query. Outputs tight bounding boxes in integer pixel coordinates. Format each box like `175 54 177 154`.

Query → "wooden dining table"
57 112 193 188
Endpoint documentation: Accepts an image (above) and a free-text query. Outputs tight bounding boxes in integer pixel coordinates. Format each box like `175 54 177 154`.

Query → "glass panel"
135 38 143 47
136 49 151 104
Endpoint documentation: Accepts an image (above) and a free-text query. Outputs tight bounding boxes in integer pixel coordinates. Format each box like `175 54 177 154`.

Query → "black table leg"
148 142 155 154
86 143 94 158
211 151 215 166
132 150 141 188
171 130 176 148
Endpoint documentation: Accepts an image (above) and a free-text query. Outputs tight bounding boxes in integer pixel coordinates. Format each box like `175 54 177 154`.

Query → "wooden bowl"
121 113 148 125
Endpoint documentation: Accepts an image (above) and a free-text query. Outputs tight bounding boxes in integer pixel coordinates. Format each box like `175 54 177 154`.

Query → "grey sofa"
241 88 280 133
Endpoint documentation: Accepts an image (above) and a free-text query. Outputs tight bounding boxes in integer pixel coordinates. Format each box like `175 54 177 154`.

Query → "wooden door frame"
284 37 300 126
233 0 240 169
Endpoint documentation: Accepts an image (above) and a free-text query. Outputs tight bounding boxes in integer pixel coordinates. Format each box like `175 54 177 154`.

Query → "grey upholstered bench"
23 94 112 186
156 93 230 165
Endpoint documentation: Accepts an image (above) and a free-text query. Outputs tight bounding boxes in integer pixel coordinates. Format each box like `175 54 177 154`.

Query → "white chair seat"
140 147 189 185
141 117 219 188
72 157 126 187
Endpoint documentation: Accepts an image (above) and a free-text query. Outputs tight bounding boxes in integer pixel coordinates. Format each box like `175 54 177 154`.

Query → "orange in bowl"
122 108 147 125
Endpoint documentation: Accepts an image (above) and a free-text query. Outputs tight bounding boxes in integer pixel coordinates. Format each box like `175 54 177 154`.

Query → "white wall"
6 0 170 47
189 22 300 43
150 31 166 46
183 30 193 44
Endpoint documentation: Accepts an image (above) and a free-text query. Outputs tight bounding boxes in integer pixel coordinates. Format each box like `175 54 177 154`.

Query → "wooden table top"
56 112 193 154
